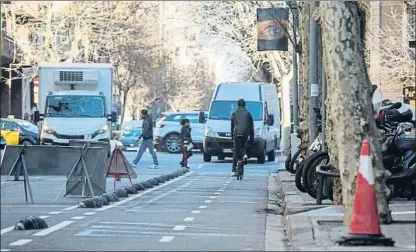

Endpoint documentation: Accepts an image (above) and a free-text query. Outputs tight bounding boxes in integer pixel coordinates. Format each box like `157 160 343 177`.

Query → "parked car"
119 127 142 150
1 118 39 146
154 111 208 153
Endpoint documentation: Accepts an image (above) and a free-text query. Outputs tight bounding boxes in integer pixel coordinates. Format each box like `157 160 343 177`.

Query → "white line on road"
218 189 224 192
1 226 14 235
33 221 74 236
191 210 201 214
71 216 86 220
204 200 212 203
183 217 194 222
62 205 78 211
48 211 61 215
199 206 207 209
196 164 204 169
214 192 220 195
173 225 186 231
159 236 175 243
96 171 194 212
9 239 33 246
39 216 50 219
83 212 96 216
1 249 11 251
209 196 217 199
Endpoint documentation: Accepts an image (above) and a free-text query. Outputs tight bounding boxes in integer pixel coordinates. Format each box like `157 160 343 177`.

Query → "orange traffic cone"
337 139 395 246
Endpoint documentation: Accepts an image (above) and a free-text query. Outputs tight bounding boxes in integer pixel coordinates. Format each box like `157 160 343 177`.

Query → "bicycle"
233 135 248 181
236 160 244 180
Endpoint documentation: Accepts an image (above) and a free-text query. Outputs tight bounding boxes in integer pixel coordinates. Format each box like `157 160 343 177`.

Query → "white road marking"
33 221 75 236
62 205 78 211
1 226 14 235
83 212 96 216
96 171 194 212
71 216 86 220
218 189 224 192
48 211 61 215
199 206 207 209
209 196 217 199
173 225 186 231
191 210 201 214
214 192 220 195
1 249 11 251
39 215 50 219
183 217 194 222
204 200 212 203
196 164 204 169
9 239 33 246
159 236 175 243
392 211 416 215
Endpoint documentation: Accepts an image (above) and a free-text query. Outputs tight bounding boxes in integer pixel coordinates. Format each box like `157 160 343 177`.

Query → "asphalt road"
1 152 286 251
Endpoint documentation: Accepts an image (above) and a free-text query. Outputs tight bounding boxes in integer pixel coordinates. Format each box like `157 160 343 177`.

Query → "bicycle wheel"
239 164 244 180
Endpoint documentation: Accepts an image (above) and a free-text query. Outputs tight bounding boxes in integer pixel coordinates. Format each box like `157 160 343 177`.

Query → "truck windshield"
209 101 263 121
45 95 105 118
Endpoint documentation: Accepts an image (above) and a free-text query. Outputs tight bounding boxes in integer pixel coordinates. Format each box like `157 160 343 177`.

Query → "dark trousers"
232 134 248 171
181 143 192 167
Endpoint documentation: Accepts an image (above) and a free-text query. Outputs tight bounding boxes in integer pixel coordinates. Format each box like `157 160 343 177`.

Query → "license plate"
130 144 134 147
223 149 232 153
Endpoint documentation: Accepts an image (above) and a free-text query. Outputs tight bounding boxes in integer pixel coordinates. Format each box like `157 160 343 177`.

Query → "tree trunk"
120 87 130 126
320 1 392 225
298 1 310 158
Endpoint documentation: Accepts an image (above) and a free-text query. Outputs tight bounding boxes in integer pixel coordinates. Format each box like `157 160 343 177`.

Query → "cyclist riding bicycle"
231 99 254 177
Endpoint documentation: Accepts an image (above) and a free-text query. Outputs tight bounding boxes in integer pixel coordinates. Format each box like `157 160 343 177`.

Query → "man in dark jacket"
231 99 254 176
133 109 159 169
180 118 193 168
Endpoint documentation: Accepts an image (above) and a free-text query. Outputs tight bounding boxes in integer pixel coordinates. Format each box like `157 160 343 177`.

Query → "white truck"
34 63 116 146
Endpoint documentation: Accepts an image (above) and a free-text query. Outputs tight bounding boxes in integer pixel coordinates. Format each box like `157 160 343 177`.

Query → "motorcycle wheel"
305 152 330 199
285 151 291 172
302 151 329 194
289 150 301 174
295 161 306 192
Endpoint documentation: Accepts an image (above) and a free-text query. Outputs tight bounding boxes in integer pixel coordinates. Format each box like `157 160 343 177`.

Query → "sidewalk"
277 169 416 251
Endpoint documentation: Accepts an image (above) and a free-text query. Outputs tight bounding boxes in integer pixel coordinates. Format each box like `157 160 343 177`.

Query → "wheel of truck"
203 153 212 162
267 150 275 162
164 133 181 153
257 147 266 164
218 155 225 161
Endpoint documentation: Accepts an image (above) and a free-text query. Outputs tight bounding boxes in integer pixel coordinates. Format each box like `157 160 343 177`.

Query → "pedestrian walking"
179 118 193 169
133 109 159 169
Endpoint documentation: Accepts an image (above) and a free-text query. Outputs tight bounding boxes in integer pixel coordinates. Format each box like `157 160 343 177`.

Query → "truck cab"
34 64 116 146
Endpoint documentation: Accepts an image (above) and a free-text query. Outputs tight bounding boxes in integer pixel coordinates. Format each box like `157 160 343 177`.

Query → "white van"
200 82 280 163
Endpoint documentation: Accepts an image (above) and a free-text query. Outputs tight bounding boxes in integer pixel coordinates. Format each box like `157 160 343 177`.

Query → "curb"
78 168 190 208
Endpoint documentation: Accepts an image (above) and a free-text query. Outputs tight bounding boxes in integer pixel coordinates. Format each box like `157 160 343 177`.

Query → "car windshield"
15 120 38 132
45 95 105 118
209 101 263 121
122 129 142 137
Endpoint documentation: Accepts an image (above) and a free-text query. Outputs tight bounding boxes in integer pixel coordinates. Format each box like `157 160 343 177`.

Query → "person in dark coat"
133 109 159 169
180 118 193 169
231 99 254 176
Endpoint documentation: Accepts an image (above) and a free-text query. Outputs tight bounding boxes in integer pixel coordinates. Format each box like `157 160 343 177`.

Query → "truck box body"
37 63 114 145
